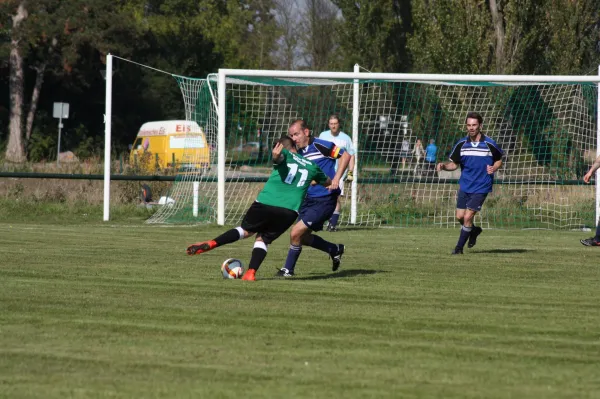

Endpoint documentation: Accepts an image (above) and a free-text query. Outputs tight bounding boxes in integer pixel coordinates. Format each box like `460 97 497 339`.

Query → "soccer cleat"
580 237 600 246
186 240 217 255
275 267 295 277
451 247 463 255
467 226 483 248
242 269 256 281
331 244 345 271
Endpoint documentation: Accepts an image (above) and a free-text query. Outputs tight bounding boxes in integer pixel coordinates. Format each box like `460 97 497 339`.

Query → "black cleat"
467 226 482 248
451 248 463 255
331 244 345 271
580 237 600 247
275 267 295 277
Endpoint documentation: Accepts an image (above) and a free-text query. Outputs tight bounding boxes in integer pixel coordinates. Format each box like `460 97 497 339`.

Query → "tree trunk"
488 0 506 74
25 64 45 144
6 2 28 163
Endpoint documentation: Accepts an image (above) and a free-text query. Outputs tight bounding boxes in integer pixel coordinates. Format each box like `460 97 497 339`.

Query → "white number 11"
284 164 308 187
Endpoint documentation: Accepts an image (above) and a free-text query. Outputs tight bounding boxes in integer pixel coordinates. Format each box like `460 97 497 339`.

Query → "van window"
170 136 205 149
133 138 143 150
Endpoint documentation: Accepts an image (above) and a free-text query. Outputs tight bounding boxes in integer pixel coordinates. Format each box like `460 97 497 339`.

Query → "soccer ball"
221 258 244 279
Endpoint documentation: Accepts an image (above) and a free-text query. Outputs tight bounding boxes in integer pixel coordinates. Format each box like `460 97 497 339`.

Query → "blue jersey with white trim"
299 137 346 198
448 134 503 194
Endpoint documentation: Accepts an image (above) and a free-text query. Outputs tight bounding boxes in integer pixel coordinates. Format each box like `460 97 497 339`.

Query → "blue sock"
283 245 302 272
595 225 600 241
307 235 338 255
456 226 472 249
329 212 340 228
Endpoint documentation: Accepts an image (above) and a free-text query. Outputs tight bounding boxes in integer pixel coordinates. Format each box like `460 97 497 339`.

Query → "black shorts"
241 202 298 245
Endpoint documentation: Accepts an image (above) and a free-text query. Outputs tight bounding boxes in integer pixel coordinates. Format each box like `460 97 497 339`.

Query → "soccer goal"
143 66 600 230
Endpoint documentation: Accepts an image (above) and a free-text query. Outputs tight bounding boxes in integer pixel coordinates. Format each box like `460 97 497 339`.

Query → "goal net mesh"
148 74 598 230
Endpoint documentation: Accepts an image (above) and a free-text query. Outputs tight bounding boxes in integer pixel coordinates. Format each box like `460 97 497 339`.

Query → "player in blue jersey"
436 112 504 254
277 119 352 277
319 114 356 232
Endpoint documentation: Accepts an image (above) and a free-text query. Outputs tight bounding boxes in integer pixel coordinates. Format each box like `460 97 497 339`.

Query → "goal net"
148 71 599 230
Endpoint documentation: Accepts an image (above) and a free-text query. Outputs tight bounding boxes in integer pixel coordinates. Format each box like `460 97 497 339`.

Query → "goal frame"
214 67 600 227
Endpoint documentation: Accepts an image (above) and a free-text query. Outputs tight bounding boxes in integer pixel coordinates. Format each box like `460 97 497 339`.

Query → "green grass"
1 222 600 398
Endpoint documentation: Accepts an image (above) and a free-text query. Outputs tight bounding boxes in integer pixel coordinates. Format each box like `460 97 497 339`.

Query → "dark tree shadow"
474 249 532 254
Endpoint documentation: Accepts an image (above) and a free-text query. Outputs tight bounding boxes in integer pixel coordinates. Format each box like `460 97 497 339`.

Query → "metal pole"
596 65 600 227
351 64 360 225
57 114 62 166
103 54 113 221
217 70 226 225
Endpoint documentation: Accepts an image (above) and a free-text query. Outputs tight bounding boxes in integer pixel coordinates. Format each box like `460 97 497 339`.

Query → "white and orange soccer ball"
221 258 244 279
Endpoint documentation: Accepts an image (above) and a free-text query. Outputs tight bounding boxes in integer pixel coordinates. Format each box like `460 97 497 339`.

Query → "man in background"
319 114 356 232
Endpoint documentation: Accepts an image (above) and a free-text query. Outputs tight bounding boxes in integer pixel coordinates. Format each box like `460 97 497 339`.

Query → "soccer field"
1 223 599 398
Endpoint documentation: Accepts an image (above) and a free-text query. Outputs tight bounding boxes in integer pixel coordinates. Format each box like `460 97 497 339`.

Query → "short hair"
289 119 309 130
277 136 295 150
465 112 483 124
328 114 341 124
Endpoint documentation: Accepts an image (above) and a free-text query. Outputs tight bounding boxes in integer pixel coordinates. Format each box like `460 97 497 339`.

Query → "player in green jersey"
186 136 331 281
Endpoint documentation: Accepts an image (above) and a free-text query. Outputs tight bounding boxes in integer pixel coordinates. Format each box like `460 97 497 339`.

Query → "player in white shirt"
319 114 356 231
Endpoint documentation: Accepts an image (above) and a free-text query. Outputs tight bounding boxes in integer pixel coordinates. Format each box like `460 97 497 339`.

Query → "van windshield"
133 138 143 150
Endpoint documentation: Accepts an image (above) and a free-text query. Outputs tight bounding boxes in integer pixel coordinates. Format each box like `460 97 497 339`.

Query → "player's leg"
186 226 253 255
580 223 600 246
243 206 297 280
278 220 310 276
303 195 345 271
466 194 486 248
242 237 267 281
187 202 266 255
452 190 468 254
327 191 342 232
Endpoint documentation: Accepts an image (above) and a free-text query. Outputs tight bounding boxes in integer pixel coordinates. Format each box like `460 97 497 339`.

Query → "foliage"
332 0 411 72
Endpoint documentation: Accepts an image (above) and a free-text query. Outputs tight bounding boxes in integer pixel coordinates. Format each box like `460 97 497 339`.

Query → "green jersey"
257 149 328 212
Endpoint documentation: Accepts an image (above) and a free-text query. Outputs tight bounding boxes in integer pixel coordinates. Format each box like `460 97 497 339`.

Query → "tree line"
1 0 599 163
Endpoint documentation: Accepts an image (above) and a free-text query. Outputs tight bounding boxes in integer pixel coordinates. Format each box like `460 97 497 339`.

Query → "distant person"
425 138 438 175
319 114 356 232
412 138 425 173
436 112 503 255
400 138 410 169
186 136 331 281
580 154 600 246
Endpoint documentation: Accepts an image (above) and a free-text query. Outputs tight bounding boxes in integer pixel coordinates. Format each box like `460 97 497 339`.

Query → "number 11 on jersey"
284 163 308 187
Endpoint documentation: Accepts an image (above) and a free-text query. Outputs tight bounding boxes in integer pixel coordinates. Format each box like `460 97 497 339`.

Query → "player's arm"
437 141 461 172
437 160 459 172
272 143 285 164
584 155 600 183
486 143 504 174
330 151 350 190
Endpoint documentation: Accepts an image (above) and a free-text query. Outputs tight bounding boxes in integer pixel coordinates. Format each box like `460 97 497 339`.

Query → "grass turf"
1 222 599 398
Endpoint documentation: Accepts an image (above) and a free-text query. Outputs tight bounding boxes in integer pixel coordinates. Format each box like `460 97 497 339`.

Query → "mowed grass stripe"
1 223 600 398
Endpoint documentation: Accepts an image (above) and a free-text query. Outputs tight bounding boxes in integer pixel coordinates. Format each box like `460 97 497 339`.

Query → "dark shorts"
241 202 298 244
456 190 488 212
298 195 338 232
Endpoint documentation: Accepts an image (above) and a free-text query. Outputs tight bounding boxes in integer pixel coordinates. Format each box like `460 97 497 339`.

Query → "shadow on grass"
294 269 385 280
474 249 532 254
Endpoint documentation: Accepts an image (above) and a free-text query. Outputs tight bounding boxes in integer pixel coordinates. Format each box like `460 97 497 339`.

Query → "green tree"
332 0 412 72
2 0 138 162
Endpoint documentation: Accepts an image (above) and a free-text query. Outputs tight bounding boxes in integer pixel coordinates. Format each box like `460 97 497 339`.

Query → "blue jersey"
449 134 503 194
299 137 346 198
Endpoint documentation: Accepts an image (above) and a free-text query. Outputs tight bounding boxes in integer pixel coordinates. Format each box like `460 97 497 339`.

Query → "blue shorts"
298 195 338 232
456 190 488 212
